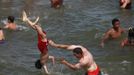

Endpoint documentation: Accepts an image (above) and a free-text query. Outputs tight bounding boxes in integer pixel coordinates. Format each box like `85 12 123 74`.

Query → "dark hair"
112 18 119 25
73 47 83 55
35 59 42 69
128 27 134 43
8 16 15 23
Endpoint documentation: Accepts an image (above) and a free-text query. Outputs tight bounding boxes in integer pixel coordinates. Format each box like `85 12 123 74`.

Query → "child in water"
4 16 17 30
22 11 55 74
121 27 134 47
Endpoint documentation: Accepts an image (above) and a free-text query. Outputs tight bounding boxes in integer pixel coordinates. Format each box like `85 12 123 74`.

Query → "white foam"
1 19 7 25
16 25 29 31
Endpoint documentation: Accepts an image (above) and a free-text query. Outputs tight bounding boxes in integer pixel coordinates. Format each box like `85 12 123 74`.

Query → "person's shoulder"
105 28 113 34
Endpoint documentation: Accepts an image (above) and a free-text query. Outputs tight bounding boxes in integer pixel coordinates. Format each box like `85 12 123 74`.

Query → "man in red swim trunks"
120 0 131 9
22 11 55 74
50 0 63 8
49 40 102 75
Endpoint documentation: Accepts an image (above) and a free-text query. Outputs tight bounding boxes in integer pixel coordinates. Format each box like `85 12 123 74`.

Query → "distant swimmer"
50 0 63 8
120 0 131 9
121 27 134 47
22 11 56 74
100 18 125 48
4 16 17 30
49 40 102 75
0 27 5 43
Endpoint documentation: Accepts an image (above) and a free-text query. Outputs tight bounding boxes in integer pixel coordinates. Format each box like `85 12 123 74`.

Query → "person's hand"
60 57 67 64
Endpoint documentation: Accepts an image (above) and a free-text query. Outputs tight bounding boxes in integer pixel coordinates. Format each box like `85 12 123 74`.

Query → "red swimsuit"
37 31 48 54
85 65 101 75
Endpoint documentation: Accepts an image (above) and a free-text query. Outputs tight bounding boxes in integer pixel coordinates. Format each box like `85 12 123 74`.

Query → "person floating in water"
4 16 17 30
49 40 102 75
22 11 55 74
120 0 131 9
0 27 5 43
100 18 125 48
121 27 134 47
50 0 63 8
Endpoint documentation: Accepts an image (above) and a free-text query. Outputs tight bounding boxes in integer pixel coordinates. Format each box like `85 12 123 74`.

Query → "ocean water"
0 0 134 75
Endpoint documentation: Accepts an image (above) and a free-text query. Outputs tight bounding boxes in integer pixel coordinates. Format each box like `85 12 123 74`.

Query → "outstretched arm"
48 40 82 51
48 40 71 50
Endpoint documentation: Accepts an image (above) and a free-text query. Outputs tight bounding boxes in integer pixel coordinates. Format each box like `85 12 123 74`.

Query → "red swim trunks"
85 65 101 75
37 31 48 54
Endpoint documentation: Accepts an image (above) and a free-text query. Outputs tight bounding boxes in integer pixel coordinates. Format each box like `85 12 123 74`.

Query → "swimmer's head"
112 18 120 27
8 16 15 23
128 27 134 43
73 47 83 59
35 59 42 69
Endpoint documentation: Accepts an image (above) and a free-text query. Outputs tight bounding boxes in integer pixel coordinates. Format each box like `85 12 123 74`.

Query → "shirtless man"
100 18 125 47
50 0 63 8
4 16 17 30
49 40 101 75
121 27 134 47
22 11 55 74
120 0 131 9
0 27 5 43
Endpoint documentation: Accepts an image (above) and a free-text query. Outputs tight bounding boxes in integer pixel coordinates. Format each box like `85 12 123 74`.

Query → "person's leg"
22 11 39 26
40 53 49 74
48 55 55 65
22 11 28 22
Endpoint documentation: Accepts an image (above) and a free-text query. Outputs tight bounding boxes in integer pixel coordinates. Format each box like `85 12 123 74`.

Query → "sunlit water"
0 0 134 75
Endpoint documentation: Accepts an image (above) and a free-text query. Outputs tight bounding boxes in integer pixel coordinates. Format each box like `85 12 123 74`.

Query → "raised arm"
48 40 71 50
100 30 110 47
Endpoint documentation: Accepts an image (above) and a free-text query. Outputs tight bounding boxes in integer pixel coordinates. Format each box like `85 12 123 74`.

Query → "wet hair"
73 47 83 55
112 18 119 25
35 59 42 69
8 16 15 23
128 27 134 44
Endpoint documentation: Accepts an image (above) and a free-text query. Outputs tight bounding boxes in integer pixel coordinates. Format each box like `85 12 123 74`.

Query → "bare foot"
22 11 28 22
32 16 39 25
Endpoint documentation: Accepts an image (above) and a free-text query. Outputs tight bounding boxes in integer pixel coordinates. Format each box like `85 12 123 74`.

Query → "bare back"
5 23 17 30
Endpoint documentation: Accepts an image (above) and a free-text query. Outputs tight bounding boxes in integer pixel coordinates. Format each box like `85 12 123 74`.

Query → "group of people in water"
0 0 133 75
